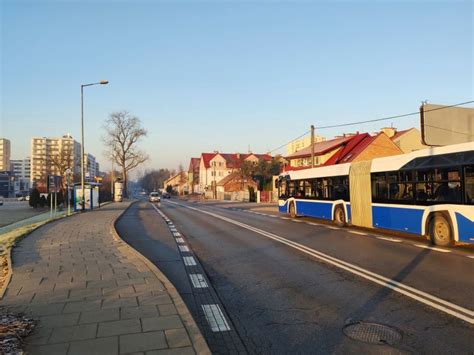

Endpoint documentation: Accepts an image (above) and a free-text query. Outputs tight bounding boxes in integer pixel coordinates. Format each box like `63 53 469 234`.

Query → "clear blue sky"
1 0 472 173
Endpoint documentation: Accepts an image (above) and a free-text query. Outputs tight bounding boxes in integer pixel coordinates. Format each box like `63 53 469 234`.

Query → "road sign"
47 175 61 193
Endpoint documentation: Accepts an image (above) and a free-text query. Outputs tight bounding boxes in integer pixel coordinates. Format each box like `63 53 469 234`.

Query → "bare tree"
49 144 77 189
103 111 148 198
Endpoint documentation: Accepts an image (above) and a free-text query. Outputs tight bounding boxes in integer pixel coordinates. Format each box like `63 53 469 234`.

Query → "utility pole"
311 125 315 168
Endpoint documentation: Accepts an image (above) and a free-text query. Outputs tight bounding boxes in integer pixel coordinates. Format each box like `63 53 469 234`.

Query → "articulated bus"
277 142 474 246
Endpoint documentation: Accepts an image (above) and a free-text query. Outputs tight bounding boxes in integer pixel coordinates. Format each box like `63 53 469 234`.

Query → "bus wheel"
428 213 453 247
289 202 296 218
334 205 346 227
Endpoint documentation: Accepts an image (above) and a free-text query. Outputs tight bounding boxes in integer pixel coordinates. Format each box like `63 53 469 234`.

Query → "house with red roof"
198 152 272 194
284 132 402 170
380 127 428 153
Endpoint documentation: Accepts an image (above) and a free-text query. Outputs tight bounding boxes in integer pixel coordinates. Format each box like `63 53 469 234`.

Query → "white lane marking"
467 255 474 259
183 256 197 266
175 238 185 244
306 222 321 226
376 236 402 243
326 226 340 230
168 200 474 324
349 231 368 236
414 244 451 253
173 232 181 237
178 245 190 252
268 215 278 218
280 217 290 220
189 273 208 288
201 304 231 332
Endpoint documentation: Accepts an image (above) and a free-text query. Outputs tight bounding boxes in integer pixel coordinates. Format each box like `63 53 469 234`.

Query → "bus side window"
465 166 474 204
372 173 387 201
288 181 296 197
279 180 287 199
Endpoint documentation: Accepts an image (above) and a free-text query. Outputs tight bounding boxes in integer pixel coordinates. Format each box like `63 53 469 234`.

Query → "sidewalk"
0 202 209 354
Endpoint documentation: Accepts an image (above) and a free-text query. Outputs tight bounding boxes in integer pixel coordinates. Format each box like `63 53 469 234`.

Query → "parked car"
162 192 171 199
0 197 3 206
148 192 161 203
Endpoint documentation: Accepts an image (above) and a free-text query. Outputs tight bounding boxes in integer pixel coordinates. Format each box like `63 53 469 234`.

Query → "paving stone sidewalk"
0 202 209 355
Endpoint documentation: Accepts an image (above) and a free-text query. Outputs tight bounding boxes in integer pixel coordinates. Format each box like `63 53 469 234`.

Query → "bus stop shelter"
74 182 101 211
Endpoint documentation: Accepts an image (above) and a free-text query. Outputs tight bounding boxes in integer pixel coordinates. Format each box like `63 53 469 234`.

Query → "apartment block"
84 153 100 180
30 134 81 190
0 138 11 172
11 157 31 195
286 135 325 155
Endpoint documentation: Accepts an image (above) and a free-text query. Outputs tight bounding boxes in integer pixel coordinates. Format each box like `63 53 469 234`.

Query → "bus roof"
281 162 351 180
371 141 474 172
280 141 474 180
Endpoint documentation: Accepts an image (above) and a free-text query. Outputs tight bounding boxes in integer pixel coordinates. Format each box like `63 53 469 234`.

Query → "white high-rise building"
84 153 100 180
30 134 81 189
0 138 11 172
11 157 31 194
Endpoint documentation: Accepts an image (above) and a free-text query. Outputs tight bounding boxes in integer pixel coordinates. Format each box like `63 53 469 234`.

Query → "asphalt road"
117 199 474 354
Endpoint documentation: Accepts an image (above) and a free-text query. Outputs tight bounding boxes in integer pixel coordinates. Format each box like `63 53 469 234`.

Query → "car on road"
0 197 3 206
162 192 171 199
148 192 161 203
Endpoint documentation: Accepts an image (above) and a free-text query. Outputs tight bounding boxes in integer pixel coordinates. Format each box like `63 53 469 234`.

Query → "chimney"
380 127 397 138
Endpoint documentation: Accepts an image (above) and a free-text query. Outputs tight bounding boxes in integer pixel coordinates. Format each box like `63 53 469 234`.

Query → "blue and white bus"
278 142 474 246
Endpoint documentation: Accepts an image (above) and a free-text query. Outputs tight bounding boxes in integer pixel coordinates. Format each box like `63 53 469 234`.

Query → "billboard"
420 103 474 146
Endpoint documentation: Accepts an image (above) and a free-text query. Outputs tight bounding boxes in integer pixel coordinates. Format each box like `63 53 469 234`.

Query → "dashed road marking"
167 200 474 325
173 232 181 237
349 231 368 236
183 256 197 266
376 236 402 243
306 222 322 226
178 245 190 252
292 220 303 223
326 226 340 230
189 273 208 288
280 217 290 220
202 304 231 332
175 237 185 244
467 255 474 259
414 244 451 253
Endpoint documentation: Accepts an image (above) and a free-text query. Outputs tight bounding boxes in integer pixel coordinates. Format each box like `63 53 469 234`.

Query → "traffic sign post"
47 175 61 219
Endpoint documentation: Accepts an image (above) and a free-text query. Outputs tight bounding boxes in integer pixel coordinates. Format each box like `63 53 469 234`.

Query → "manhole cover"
343 321 402 345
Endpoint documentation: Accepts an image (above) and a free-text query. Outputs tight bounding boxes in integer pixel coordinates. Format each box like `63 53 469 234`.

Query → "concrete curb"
0 248 12 299
110 201 211 355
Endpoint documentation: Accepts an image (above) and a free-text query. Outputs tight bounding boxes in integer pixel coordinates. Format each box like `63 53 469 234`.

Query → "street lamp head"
100 80 109 85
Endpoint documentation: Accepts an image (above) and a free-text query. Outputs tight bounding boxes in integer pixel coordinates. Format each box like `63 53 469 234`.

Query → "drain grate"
343 321 402 345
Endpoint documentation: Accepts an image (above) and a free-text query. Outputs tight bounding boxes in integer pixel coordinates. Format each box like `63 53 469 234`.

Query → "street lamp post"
80 80 108 211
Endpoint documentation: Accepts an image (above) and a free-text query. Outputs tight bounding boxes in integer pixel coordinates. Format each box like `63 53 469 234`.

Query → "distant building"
198 152 272 192
30 134 81 191
10 157 31 195
286 135 325 155
187 158 200 194
216 172 258 193
0 138 11 172
164 172 188 195
380 127 429 153
0 171 14 198
84 153 100 180
284 132 402 169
